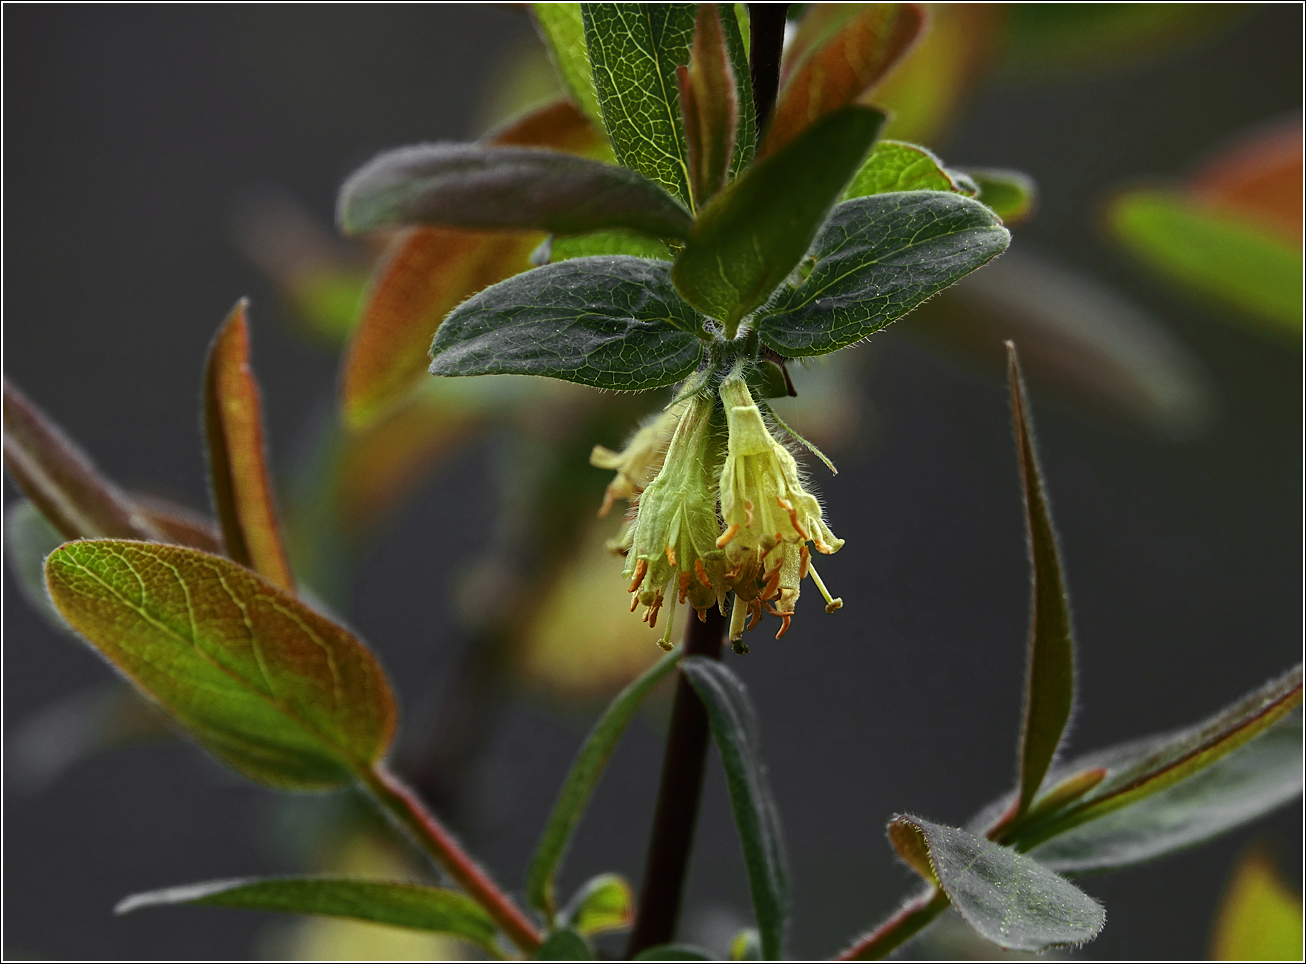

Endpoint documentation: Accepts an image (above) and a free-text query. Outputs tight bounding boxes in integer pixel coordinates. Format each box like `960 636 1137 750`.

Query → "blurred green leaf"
338 144 693 241
562 873 634 936
45 540 397 791
533 3 605 128
887 815 1104 952
729 928 762 960
1019 669 1303 872
763 3 924 158
673 106 883 331
582 3 696 207
1007 346 1075 818
682 657 788 960
431 258 706 391
527 648 682 916
546 229 673 263
204 301 295 591
963 168 1038 224
6 498 70 629
537 926 593 960
117 877 500 954
1107 188 1303 336
1210 849 1304 961
291 270 368 343
2 381 164 542
758 191 1009 356
843 140 969 199
1001 3 1238 75
632 944 716 961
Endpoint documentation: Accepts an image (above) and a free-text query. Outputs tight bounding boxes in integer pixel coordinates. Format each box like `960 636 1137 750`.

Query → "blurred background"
4 4 1301 960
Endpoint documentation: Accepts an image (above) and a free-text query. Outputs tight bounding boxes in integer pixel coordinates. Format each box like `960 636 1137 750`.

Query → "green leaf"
537 927 593 960
546 229 673 263
632 944 716 961
758 191 1010 356
887 815 1105 952
672 105 884 331
527 648 682 916
963 168 1037 224
717 2 756 180
430 258 707 391
338 144 693 242
1012 666 1304 872
1007 346 1075 817
682 657 788 960
533 3 605 128
843 140 970 199
1107 188 1303 335
3 381 164 542
116 877 500 954
583 3 697 207
44 540 397 790
561 873 634 936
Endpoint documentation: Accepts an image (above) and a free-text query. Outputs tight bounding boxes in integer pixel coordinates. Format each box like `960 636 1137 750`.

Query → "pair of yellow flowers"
593 371 843 651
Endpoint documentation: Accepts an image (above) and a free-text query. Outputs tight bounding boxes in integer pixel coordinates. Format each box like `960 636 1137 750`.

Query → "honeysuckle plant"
4 5 1301 961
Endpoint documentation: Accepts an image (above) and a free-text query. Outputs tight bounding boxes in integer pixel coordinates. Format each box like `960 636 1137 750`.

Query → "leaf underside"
759 191 1011 356
430 257 706 391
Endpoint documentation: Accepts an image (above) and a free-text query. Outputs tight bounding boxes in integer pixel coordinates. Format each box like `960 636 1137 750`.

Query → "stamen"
697 606 707 623
647 596 662 628
746 597 763 632
598 484 618 518
807 563 843 613
744 500 754 526
799 544 810 579
729 595 748 642
630 595 640 612
679 570 692 604
760 564 782 601
666 544 676 566
776 495 809 540
695 558 712 588
628 558 648 593
775 613 792 639
716 522 740 548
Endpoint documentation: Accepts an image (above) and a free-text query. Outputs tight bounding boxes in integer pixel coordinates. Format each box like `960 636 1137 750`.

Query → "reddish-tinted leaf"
1189 118 1303 242
132 494 224 554
2 380 163 542
761 3 925 158
677 3 739 206
45 540 397 790
204 301 295 591
341 99 611 429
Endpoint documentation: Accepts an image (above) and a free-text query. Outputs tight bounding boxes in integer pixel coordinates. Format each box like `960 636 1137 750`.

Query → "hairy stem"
835 888 950 960
359 763 542 953
626 607 726 956
747 3 789 134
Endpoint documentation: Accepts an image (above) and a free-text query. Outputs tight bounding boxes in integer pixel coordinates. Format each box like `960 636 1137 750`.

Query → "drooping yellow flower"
589 402 684 517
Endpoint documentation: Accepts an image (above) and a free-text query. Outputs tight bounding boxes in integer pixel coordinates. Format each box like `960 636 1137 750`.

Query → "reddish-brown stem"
835 888 950 960
360 763 542 953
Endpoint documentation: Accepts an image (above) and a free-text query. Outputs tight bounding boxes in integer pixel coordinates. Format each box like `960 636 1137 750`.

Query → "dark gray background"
4 4 1301 960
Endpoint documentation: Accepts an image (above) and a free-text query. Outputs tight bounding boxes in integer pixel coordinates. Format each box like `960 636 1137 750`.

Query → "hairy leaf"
888 815 1104 952
537 927 593 960
964 168 1038 224
204 301 294 591
1108 188 1303 335
340 98 605 430
116 877 499 953
683 657 788 960
338 143 692 241
718 2 756 179
562 873 634 936
2 381 163 542
673 106 883 331
1013 666 1304 872
583 3 696 207
677 4 738 207
758 191 1009 356
430 258 706 391
763 3 924 158
545 229 672 263
533 4 605 128
45 540 397 790
1008 346 1075 816
843 140 968 199
527 648 681 916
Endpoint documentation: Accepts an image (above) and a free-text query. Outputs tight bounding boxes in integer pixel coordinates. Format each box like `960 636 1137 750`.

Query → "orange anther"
628 558 648 592
799 544 810 579
776 496 808 540
695 558 712 588
679 570 692 603
744 500 754 526
665 544 676 566
747 598 762 632
775 613 792 639
716 522 740 548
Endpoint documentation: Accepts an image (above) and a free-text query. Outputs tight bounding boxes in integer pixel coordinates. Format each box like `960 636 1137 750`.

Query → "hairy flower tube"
589 401 685 518
620 391 731 648
717 373 844 649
